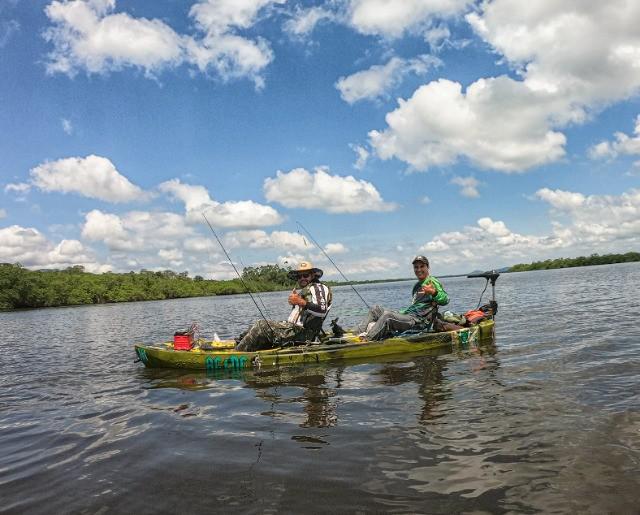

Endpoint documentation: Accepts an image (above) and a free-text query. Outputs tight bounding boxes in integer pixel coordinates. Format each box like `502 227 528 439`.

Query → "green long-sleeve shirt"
398 276 449 318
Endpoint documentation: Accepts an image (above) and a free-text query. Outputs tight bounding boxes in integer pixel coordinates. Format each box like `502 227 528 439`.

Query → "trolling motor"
467 270 500 317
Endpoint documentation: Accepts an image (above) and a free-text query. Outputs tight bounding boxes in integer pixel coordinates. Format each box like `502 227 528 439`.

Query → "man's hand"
288 291 307 307
420 283 436 296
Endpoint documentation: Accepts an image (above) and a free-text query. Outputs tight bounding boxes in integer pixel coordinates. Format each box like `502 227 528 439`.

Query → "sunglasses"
298 272 313 278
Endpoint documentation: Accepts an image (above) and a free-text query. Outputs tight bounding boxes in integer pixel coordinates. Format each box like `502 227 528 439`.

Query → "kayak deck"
134 320 495 370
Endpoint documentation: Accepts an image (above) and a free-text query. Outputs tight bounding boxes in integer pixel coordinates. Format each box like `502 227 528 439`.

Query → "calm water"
1 263 639 514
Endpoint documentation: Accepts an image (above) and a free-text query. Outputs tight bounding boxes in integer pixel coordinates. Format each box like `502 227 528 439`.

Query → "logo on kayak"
136 347 148 364
458 329 469 345
205 355 248 370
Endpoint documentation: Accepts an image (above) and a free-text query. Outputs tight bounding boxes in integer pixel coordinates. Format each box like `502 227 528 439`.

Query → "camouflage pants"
235 320 312 351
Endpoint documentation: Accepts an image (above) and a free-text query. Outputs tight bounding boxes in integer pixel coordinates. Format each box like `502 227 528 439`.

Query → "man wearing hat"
235 261 333 351
356 255 448 340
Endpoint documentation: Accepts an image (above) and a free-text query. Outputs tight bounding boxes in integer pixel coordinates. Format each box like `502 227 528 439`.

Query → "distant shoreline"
2 252 638 310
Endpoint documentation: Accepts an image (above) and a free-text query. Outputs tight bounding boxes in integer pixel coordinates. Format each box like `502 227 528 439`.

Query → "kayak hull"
135 319 494 370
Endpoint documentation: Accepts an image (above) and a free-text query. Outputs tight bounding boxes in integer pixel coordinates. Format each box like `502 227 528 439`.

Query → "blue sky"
1 0 640 279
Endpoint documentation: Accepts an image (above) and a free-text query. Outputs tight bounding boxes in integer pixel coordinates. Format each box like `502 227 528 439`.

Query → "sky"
1 0 640 280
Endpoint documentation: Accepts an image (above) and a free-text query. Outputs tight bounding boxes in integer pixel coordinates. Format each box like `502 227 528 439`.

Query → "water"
1 263 639 513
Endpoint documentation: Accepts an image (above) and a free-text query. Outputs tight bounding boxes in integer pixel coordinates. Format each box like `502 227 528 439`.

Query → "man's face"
413 262 429 281
297 271 313 287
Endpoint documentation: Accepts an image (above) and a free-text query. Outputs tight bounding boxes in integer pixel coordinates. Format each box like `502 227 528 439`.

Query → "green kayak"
134 319 495 371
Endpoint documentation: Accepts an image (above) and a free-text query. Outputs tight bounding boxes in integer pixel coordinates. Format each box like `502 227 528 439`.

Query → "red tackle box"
173 333 194 350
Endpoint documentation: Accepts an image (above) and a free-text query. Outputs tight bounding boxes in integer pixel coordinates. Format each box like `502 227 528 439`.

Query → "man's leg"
356 305 385 334
236 320 278 351
366 310 418 340
236 320 300 351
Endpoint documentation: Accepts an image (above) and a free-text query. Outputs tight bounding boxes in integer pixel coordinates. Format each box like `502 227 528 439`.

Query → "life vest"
288 282 332 329
464 309 486 324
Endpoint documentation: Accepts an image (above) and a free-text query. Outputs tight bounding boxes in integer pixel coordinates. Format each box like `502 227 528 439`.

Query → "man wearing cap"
235 261 333 351
357 255 448 340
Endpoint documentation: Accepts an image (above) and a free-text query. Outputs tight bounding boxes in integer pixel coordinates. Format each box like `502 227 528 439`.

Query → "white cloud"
61 118 73 134
30 155 146 202
0 224 108 272
336 55 440 104
341 256 401 275
420 195 431 204
4 182 31 196
424 23 450 49
263 167 397 213
81 208 195 252
371 1 640 173
450 175 480 198
419 217 564 267
347 0 471 38
159 178 283 228
43 0 283 87
370 78 567 172
158 248 183 267
44 0 185 76
183 237 217 253
535 188 585 210
324 242 347 254
350 144 370 170
284 6 334 37
224 230 309 251
186 0 285 89
0 208 6 219
589 115 640 160
419 187 640 268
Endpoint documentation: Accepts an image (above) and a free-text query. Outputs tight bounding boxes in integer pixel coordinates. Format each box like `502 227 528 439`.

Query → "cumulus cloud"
589 115 640 160
4 182 31 197
419 217 564 267
224 230 308 251
81 208 195 252
336 54 440 103
419 187 640 268
450 175 480 198
371 1 640 173
347 0 471 38
370 78 567 172
43 0 283 87
30 155 146 202
284 5 334 37
0 208 6 219
44 0 185 76
420 195 431 205
263 167 397 213
535 188 585 211
324 242 347 254
350 144 370 170
341 256 401 275
158 247 183 267
159 178 283 228
0 224 108 272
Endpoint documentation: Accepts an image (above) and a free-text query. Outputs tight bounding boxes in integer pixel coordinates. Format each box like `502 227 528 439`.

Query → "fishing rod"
201 212 279 343
296 220 371 310
237 256 273 319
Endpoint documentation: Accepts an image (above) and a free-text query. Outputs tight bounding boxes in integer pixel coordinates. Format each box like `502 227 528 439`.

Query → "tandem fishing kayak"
134 319 495 371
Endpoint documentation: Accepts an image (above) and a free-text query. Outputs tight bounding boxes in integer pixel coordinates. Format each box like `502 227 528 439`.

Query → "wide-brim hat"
287 261 324 280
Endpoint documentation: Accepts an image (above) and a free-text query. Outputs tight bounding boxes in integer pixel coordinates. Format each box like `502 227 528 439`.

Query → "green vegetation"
0 263 296 310
509 252 640 272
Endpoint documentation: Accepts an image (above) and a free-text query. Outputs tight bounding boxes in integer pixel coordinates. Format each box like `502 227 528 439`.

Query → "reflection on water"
1 263 640 513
